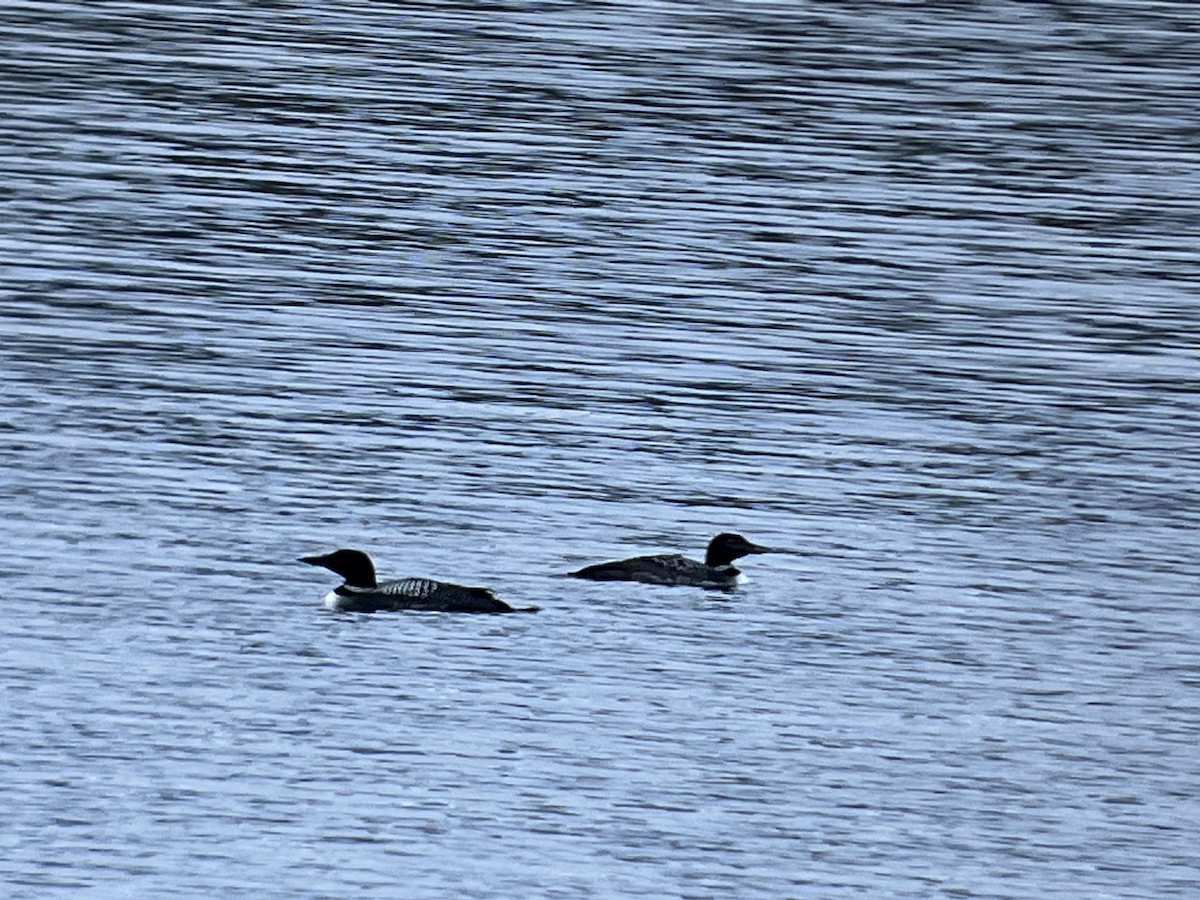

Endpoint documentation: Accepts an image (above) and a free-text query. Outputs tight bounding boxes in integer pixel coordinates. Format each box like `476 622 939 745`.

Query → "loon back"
334 577 519 613
569 553 740 588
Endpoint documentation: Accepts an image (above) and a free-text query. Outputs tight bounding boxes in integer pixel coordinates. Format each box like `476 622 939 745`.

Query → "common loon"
300 548 538 614
568 533 774 589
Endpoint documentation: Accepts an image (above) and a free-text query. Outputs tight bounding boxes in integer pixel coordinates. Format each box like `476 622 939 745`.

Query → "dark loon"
300 548 538 614
568 533 774 589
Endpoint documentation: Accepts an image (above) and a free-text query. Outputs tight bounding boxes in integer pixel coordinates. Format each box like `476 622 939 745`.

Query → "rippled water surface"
3 2 1199 897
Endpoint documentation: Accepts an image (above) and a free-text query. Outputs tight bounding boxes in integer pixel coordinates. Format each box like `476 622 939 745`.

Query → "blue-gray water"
2 3 1198 897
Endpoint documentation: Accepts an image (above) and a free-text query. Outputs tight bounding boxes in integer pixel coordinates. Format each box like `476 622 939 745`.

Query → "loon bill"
300 548 538 614
568 532 774 589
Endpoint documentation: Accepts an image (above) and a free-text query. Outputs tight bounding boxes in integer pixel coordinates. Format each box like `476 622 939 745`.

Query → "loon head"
705 533 773 568
299 548 377 588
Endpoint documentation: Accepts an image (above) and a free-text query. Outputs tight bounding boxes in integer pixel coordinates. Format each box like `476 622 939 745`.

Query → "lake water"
2 2 1198 897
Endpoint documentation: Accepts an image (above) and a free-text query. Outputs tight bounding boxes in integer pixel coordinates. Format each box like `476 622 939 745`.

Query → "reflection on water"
2 2 1198 897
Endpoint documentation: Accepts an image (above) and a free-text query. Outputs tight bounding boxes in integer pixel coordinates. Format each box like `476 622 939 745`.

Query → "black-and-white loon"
568 533 774 589
300 548 538 614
